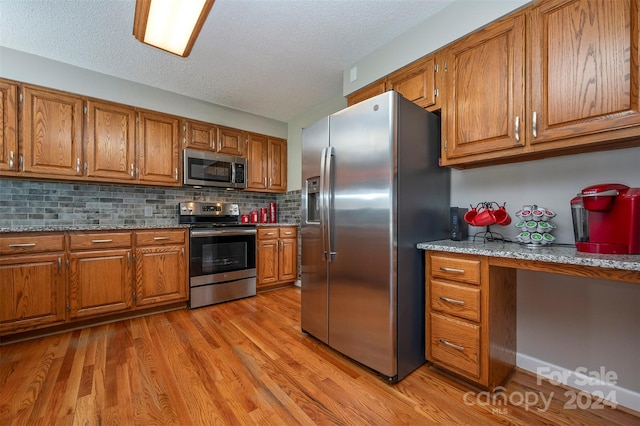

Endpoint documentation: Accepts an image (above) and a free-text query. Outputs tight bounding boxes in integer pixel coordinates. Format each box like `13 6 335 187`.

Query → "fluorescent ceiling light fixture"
133 0 214 57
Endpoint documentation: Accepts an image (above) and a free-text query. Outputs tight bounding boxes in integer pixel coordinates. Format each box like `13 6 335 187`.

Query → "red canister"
250 210 258 223
241 214 249 223
260 207 268 223
269 202 277 223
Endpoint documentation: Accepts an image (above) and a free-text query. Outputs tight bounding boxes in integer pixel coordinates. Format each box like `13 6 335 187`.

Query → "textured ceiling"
0 0 453 122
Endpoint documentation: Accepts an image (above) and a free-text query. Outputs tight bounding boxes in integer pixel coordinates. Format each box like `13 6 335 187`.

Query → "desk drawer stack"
426 252 517 388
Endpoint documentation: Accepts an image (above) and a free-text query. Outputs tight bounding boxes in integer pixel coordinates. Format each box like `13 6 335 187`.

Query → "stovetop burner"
178 201 254 228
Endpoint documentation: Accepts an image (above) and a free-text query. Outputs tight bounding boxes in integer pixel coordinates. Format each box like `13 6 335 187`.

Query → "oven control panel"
179 202 239 217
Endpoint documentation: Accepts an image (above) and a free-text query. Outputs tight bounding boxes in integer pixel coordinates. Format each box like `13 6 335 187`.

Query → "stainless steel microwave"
183 149 247 189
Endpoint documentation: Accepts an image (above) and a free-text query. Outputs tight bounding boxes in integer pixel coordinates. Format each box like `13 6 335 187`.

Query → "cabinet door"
0 80 18 173
246 133 268 190
443 14 526 160
346 79 386 106
184 119 216 151
278 237 297 282
0 254 65 334
21 86 84 177
387 56 437 109
267 138 287 192
137 110 180 185
217 126 244 156
69 249 133 318
529 0 640 144
135 245 187 306
257 238 278 287
86 100 137 181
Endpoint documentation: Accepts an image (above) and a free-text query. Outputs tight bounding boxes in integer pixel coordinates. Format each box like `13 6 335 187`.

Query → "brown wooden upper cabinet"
21 85 84 178
86 99 137 181
346 79 386 107
0 80 18 173
217 125 245 156
528 0 640 146
183 118 217 152
137 110 181 185
246 133 287 193
442 0 640 167
387 54 440 111
346 53 441 111
441 13 526 162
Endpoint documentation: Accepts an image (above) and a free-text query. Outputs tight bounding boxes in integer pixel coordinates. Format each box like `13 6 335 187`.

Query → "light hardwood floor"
1 286 637 425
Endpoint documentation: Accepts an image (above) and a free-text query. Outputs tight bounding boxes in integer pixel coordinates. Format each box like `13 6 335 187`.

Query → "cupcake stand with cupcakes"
514 205 556 247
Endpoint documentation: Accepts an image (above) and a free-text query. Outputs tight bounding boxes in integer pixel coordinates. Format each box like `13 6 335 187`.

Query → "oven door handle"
190 228 257 237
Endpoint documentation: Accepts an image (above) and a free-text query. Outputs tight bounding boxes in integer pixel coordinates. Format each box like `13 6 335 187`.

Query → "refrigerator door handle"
325 146 335 261
319 146 335 262
319 147 328 261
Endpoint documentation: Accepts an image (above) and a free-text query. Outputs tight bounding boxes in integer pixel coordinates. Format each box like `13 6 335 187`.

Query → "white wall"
287 95 347 192
0 46 287 139
453 147 640 409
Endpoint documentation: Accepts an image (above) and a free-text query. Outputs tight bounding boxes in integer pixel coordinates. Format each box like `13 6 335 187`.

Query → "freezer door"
328 92 397 377
301 117 329 343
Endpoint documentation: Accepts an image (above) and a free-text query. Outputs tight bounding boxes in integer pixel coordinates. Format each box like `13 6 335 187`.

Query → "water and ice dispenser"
306 177 320 222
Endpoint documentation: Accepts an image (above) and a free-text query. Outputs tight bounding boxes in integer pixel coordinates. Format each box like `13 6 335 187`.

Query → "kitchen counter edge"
1 224 192 233
417 240 640 272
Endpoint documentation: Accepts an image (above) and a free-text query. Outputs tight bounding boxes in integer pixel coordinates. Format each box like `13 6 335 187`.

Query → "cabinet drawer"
430 312 480 379
257 228 279 240
430 279 480 322
431 254 481 285
0 233 64 255
69 232 132 250
278 227 297 239
135 229 185 246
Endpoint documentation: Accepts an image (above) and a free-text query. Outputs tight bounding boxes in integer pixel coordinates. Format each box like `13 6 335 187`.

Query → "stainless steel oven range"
179 202 256 308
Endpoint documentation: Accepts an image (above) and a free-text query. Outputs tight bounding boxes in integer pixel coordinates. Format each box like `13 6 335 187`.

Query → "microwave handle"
231 162 237 183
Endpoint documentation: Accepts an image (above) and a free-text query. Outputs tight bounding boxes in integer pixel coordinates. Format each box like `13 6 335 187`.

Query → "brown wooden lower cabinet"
426 251 516 389
0 252 66 334
257 226 298 291
68 231 134 319
0 228 188 338
134 229 188 307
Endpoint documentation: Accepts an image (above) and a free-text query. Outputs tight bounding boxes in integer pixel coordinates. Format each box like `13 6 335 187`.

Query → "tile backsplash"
0 179 301 229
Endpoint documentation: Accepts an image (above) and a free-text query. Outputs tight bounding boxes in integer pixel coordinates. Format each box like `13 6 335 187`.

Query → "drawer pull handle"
154 236 170 241
91 239 113 243
265 232 275 236
439 267 465 274
9 243 37 247
439 296 465 305
439 339 465 352
284 231 293 235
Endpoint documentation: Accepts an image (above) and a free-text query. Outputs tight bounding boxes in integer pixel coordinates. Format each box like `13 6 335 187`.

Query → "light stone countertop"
1 223 300 233
417 239 640 272
1 224 191 233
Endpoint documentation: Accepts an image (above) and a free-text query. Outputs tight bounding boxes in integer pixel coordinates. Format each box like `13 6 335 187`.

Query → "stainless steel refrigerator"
301 91 450 382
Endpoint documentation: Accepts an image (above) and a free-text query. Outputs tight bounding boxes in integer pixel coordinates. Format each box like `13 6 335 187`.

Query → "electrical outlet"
350 66 357 82
144 206 153 217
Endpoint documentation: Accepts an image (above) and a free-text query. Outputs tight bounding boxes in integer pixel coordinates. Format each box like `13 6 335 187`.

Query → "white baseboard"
517 353 640 413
